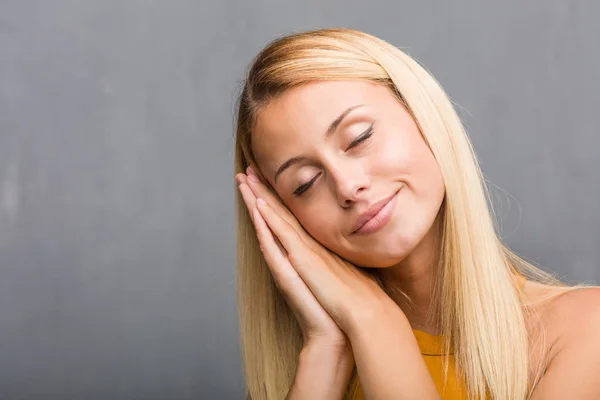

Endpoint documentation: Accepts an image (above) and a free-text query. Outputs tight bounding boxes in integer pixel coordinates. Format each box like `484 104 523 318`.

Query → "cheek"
380 123 444 196
291 205 339 248
409 139 446 200
372 131 414 174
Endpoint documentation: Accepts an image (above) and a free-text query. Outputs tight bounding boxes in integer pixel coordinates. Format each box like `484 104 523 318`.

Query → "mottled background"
0 1 598 399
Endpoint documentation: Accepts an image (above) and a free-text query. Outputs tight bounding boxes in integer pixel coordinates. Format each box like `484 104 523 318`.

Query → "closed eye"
346 122 374 150
291 123 375 197
292 173 321 197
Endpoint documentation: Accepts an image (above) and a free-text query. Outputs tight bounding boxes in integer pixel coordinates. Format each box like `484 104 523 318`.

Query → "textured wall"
0 1 598 398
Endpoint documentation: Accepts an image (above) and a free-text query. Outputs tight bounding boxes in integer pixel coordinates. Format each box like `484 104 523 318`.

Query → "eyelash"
292 124 375 197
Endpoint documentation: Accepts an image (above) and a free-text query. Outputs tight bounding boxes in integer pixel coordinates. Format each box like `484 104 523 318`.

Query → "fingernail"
235 174 244 184
256 197 266 207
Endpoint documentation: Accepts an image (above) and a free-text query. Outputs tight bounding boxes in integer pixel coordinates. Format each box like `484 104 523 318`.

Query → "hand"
236 166 398 341
238 167 438 400
237 168 347 350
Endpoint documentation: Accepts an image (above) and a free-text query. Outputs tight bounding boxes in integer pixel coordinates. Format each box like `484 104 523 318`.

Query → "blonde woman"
233 28 600 399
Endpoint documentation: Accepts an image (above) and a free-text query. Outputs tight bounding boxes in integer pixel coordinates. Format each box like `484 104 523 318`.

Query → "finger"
235 173 246 185
256 196 346 286
238 182 257 220
256 197 305 259
256 198 352 330
240 182 287 255
246 167 323 253
252 207 294 285
246 166 308 235
253 207 338 335
245 166 287 214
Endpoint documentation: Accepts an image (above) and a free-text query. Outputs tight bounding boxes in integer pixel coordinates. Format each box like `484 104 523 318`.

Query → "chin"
342 245 409 268
353 255 406 269
346 231 421 268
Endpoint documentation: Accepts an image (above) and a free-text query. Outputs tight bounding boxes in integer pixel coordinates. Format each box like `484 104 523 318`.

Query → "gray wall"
0 1 598 399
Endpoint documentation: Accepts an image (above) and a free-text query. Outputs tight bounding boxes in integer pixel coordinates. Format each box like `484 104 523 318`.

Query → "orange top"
352 330 467 399
411 329 467 399
353 274 527 399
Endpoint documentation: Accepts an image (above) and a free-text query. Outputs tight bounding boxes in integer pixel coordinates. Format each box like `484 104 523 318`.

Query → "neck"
378 211 443 335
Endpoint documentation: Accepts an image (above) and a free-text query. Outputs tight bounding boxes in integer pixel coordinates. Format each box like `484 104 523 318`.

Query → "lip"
351 188 401 235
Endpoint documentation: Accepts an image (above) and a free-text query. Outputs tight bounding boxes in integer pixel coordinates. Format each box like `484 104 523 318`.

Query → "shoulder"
545 285 600 335
527 285 600 398
523 279 600 326
528 283 600 346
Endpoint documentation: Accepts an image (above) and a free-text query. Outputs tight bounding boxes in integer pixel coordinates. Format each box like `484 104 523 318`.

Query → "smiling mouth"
351 188 401 235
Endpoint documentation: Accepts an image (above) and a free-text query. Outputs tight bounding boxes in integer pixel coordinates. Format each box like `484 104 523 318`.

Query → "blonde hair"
234 28 581 399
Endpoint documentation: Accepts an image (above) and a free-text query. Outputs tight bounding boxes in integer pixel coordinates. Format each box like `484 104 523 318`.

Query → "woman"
233 28 600 399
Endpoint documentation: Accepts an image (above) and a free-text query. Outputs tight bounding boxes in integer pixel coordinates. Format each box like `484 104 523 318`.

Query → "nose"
329 161 371 208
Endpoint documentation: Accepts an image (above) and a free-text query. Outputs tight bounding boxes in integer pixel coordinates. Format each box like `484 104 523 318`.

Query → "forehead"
251 80 390 171
255 80 386 133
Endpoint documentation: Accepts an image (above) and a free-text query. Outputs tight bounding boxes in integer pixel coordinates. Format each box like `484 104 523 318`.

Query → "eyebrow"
273 104 365 183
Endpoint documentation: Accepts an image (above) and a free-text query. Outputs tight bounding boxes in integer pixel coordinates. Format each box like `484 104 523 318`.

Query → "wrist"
346 299 410 342
287 340 354 400
301 338 353 364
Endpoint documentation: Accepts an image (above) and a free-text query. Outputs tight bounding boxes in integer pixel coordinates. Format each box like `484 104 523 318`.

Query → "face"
251 80 445 268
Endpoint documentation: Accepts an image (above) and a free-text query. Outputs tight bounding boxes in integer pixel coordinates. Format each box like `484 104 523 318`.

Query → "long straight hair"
234 28 578 399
